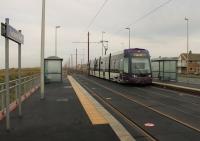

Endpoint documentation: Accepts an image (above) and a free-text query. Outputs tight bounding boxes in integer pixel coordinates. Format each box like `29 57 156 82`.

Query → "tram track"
133 87 200 118
78 75 200 131
76 76 158 141
74 75 200 141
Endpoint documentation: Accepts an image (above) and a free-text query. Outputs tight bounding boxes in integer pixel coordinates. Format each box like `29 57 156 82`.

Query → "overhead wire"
79 0 109 39
115 0 173 34
86 0 109 30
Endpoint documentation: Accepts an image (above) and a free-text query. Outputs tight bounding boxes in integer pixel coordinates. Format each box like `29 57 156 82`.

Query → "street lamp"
55 26 61 56
125 27 130 49
102 31 105 56
104 41 109 55
40 0 45 99
185 17 189 74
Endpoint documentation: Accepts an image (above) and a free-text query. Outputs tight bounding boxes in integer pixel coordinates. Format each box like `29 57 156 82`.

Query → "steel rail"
76 76 158 141
78 75 200 133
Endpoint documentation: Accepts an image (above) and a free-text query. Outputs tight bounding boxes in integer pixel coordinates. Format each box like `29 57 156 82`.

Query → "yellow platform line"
68 76 108 125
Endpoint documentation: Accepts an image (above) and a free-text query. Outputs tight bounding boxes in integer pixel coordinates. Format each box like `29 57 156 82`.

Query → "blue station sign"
1 23 24 44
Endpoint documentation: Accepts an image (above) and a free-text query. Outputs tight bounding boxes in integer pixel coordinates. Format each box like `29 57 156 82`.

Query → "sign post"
1 18 24 131
18 30 22 117
5 18 10 131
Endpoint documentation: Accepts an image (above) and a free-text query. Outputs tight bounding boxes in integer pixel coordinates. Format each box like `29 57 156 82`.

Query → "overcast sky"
0 0 200 68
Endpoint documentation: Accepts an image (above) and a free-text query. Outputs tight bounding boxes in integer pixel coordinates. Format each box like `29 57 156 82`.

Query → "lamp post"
125 27 130 49
102 31 105 56
55 26 60 56
40 0 45 99
185 17 189 74
104 41 108 55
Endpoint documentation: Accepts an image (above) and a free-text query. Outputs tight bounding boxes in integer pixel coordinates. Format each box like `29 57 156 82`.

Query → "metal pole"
88 32 90 75
1 85 4 110
55 27 57 56
1 85 5 111
101 31 105 56
83 49 85 65
18 30 22 117
129 28 130 49
55 26 60 56
81 59 83 71
76 48 77 71
69 57 71 68
186 18 189 74
5 18 10 131
40 0 45 99
71 54 73 69
68 57 71 74
102 32 103 56
125 27 130 49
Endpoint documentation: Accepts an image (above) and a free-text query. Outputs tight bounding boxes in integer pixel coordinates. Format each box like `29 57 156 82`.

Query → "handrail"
0 74 40 86
0 74 40 111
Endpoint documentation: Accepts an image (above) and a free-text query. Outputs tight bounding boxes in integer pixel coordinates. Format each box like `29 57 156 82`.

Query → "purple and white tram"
90 48 152 85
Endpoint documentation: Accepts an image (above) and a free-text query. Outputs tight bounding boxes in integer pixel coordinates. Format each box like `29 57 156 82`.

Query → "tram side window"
112 60 116 72
111 60 115 72
124 58 129 73
115 60 120 72
120 59 123 72
94 60 98 71
104 61 107 71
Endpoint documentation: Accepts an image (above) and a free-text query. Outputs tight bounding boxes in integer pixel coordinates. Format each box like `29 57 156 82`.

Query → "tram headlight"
133 75 137 78
148 75 152 77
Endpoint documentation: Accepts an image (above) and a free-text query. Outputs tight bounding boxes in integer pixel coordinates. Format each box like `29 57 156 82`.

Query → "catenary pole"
88 32 90 75
40 0 45 99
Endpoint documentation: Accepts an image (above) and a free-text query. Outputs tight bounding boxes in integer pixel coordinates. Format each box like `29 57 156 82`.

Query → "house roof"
180 53 200 61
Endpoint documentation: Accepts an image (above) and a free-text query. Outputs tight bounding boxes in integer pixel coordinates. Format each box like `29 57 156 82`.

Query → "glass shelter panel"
45 61 61 73
44 58 63 83
151 59 177 81
46 74 61 82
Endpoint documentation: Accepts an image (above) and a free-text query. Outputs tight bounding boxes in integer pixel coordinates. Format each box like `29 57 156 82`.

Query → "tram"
90 48 152 84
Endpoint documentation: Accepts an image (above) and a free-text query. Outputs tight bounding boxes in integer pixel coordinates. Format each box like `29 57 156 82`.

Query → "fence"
0 74 40 111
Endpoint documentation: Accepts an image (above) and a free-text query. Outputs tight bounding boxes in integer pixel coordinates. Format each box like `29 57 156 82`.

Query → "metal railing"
0 74 40 111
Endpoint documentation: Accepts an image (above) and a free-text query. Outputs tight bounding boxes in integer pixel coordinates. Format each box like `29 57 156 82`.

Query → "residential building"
177 52 200 74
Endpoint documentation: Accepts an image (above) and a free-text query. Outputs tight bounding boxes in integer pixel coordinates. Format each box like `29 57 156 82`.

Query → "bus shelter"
151 57 178 81
44 56 63 83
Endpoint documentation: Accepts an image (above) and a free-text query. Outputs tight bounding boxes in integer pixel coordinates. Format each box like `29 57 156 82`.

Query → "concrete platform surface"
0 79 119 141
153 80 200 90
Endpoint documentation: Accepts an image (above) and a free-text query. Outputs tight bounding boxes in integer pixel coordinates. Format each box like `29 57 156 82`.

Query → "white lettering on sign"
6 24 24 44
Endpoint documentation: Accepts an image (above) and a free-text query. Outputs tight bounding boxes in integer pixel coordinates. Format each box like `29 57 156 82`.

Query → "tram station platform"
0 78 120 141
153 80 200 95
